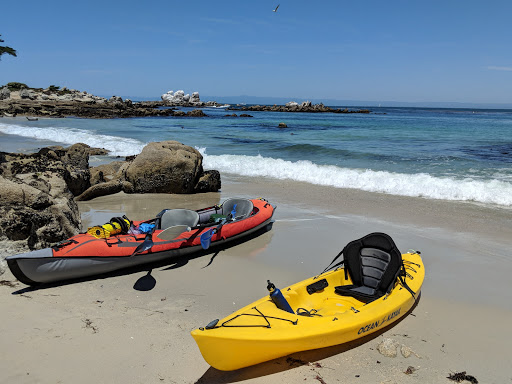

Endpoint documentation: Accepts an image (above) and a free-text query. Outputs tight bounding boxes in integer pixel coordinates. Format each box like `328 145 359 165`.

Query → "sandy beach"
1 174 511 384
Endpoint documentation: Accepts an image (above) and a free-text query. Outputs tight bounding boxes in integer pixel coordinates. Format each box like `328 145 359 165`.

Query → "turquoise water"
1 106 511 207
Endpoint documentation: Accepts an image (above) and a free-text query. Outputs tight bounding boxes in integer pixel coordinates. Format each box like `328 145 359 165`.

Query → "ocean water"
1 106 512 208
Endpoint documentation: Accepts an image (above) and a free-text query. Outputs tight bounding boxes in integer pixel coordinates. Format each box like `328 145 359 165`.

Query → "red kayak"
7 198 276 285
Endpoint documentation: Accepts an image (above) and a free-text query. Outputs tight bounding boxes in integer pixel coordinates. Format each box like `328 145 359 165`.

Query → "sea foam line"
0 122 145 157
199 150 512 207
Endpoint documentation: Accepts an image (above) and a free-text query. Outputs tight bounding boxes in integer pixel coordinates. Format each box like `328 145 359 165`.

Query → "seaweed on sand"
447 371 478 383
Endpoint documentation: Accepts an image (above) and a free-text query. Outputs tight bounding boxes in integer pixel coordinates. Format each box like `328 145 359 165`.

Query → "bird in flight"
272 4 280 12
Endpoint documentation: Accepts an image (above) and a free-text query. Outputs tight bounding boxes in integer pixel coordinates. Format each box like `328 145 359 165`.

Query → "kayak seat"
159 209 199 230
334 233 403 303
221 198 254 220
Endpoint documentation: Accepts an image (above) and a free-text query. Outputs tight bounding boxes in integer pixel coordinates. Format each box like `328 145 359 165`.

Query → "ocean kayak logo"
357 308 401 335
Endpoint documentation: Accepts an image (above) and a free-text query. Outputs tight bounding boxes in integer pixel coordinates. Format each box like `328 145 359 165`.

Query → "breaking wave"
198 149 512 207
0 122 145 156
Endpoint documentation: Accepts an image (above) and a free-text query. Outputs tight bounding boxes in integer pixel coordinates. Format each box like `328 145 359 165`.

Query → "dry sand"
1 175 511 384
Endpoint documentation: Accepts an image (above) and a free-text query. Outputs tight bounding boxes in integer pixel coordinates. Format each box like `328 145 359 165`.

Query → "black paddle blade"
132 234 153 256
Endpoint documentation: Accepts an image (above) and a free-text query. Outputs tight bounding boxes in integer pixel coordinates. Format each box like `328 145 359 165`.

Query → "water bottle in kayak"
267 280 294 314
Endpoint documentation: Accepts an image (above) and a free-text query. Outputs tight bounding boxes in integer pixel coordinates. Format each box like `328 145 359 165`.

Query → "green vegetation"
5 82 28 91
0 35 17 60
0 82 75 96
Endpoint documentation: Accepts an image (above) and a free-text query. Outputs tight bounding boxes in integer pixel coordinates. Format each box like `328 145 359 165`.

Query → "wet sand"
1 174 511 383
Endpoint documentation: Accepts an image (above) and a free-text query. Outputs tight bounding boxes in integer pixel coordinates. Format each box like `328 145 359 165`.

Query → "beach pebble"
400 344 420 358
377 338 399 357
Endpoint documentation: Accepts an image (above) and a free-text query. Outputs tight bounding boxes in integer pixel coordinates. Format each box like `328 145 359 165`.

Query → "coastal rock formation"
194 170 221 193
224 113 253 118
0 86 10 100
125 141 203 194
0 97 175 119
230 102 370 114
76 140 221 201
173 109 207 117
0 145 95 253
1 84 107 103
160 89 226 108
0 175 80 252
0 83 208 119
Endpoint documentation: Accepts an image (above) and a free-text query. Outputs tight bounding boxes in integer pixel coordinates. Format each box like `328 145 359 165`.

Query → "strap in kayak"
320 247 346 275
200 306 298 330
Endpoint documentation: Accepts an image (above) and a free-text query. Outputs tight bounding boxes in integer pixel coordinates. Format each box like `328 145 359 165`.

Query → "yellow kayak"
191 233 425 371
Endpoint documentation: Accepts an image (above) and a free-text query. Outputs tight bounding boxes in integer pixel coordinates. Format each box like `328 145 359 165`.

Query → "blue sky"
1 0 512 105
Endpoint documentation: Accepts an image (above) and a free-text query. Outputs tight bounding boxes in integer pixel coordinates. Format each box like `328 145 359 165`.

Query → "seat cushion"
221 198 254 220
334 284 377 303
160 209 199 229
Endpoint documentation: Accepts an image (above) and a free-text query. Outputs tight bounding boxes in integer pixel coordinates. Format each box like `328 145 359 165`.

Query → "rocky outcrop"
0 97 176 119
1 85 108 103
173 109 207 117
0 85 211 118
76 140 221 201
224 113 253 118
0 145 95 253
0 87 10 100
194 170 221 193
125 141 203 194
161 90 226 108
229 102 370 114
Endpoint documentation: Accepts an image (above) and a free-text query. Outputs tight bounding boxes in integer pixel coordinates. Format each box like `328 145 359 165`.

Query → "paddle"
131 232 154 256
200 204 237 250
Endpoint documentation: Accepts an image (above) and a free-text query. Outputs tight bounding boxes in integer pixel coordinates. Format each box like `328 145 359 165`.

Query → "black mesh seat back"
343 232 402 297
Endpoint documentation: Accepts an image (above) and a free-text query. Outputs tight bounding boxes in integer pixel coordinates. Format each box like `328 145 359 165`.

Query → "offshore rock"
161 89 226 108
173 109 208 117
187 109 207 117
230 102 370 114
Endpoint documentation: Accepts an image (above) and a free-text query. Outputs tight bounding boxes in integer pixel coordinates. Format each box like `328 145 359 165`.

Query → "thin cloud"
487 66 512 71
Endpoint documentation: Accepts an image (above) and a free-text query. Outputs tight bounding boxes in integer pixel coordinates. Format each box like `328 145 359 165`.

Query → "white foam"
0 122 144 156
198 149 512 207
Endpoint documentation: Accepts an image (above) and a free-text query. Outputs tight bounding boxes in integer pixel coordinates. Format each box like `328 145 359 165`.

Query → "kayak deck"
191 251 424 371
